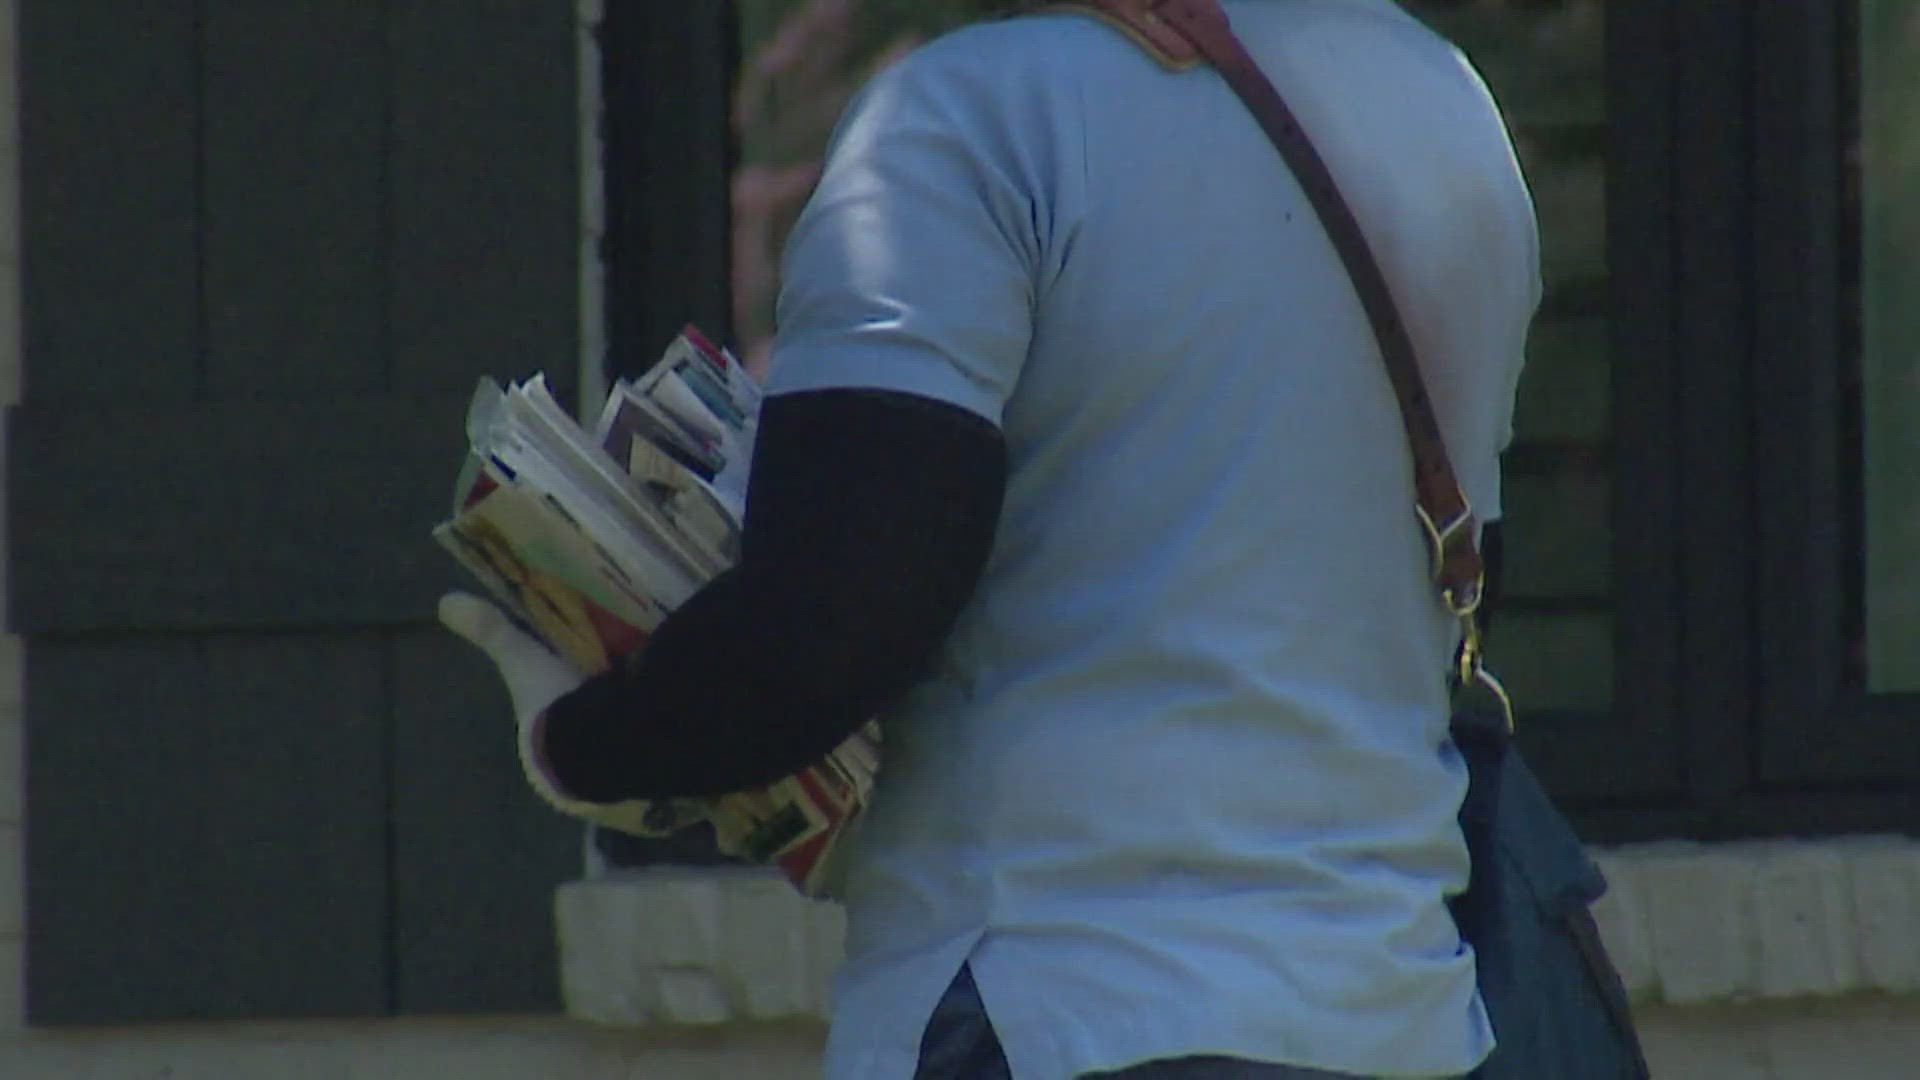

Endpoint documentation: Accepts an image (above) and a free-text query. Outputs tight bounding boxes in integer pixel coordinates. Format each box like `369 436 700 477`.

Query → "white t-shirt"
764 2 1541 1077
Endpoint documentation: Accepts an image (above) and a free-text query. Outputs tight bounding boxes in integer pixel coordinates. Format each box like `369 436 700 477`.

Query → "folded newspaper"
433 327 880 898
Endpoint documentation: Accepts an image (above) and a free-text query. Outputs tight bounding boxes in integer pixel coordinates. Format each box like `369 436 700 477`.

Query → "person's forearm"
538 562 884 801
537 388 1007 803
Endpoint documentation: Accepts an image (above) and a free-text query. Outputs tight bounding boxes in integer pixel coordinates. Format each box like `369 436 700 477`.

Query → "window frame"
1580 0 1920 843
1748 0 1920 793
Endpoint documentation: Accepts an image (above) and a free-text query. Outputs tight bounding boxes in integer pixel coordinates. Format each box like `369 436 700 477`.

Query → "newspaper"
434 326 879 898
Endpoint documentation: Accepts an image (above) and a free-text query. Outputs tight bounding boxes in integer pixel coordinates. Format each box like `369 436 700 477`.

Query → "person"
442 1 1540 1076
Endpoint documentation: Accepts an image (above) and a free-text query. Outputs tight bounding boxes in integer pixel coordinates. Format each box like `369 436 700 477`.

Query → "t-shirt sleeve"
761 48 1045 426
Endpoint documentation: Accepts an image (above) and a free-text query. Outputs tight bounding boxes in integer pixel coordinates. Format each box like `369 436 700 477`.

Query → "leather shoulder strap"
1040 0 1487 624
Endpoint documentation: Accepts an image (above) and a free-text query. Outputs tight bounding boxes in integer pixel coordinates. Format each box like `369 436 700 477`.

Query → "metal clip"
1452 608 1514 733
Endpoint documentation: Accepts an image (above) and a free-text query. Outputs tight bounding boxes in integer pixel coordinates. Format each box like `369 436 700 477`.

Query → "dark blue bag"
1450 706 1651 1079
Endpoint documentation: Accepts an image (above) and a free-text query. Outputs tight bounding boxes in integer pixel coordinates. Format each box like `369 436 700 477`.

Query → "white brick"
1749 842 1858 998
1845 835 1920 993
1585 836 1920 1009
1591 847 1658 1002
650 968 734 1025
555 867 837 1026
713 871 837 1018
1638 841 1761 1004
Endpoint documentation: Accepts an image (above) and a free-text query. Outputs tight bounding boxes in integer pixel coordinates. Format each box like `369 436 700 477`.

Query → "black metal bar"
1745 1 1911 784
1667 1 1757 802
1605 1 1689 799
591 0 743 871
599 1 739 382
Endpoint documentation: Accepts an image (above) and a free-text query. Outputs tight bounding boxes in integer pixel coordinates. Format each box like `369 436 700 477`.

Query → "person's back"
767 2 1540 1077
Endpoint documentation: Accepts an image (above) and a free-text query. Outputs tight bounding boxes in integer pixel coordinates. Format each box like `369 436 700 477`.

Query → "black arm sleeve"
537 387 1008 802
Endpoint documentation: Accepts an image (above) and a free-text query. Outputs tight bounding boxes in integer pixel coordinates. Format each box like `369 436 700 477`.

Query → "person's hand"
439 592 679 838
437 591 585 807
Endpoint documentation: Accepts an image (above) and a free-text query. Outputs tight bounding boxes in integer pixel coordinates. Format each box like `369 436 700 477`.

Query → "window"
1859 0 1920 694
1741 0 1920 800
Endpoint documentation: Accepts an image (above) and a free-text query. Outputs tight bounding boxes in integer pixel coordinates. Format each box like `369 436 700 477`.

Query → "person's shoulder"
890 8 1165 87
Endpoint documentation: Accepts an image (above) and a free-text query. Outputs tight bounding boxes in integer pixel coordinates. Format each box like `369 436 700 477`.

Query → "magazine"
433 327 878 898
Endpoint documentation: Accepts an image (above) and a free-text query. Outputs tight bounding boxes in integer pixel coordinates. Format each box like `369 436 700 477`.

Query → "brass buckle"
1416 501 1475 588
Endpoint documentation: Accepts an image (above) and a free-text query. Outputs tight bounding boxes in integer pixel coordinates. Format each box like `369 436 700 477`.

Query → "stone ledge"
558 837 1920 1025
1591 836 1920 1006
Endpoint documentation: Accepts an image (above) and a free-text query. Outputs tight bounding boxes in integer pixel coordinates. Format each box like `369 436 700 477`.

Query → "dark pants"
914 964 1435 1080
